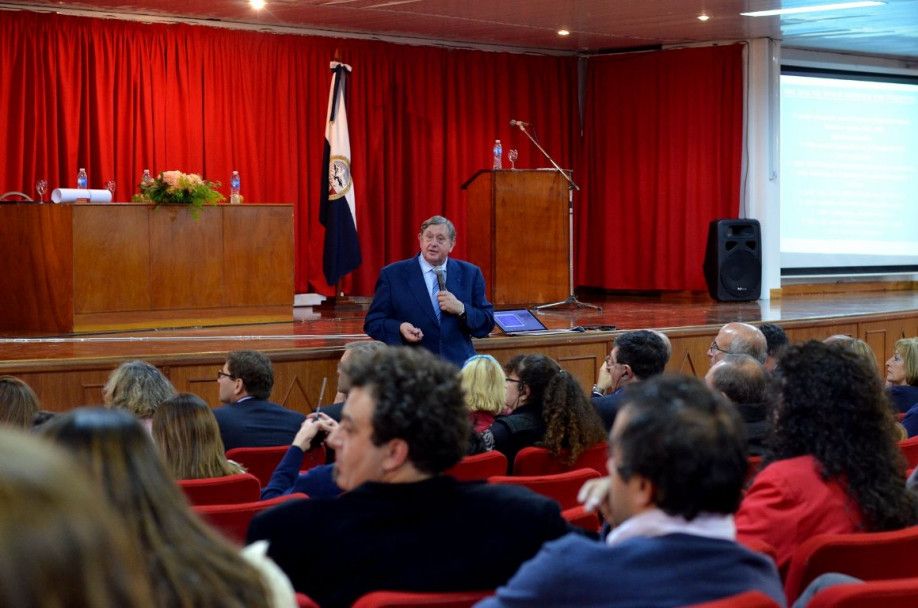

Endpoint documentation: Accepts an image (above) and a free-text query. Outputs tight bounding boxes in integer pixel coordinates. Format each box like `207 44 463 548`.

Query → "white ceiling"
3 0 918 62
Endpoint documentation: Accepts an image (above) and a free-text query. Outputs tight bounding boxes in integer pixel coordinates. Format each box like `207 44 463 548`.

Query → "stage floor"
2 290 917 368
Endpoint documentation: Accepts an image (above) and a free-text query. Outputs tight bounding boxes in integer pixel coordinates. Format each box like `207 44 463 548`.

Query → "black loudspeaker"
703 219 761 302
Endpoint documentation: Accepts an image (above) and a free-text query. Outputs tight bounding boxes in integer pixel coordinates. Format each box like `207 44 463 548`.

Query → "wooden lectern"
462 170 569 306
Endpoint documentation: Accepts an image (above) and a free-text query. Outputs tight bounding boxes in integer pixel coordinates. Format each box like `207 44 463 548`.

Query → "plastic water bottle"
77 168 88 189
492 140 502 170
230 170 241 204
141 169 153 187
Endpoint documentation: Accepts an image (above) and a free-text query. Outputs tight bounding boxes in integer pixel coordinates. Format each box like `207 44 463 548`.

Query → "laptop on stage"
493 309 573 336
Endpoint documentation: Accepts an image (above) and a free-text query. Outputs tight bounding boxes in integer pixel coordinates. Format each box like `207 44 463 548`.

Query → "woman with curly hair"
152 393 245 480
539 370 607 466
40 408 296 608
0 375 41 428
736 340 917 574
103 360 176 429
461 354 507 433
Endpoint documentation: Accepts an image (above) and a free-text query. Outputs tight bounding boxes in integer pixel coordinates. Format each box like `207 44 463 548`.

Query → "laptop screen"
493 309 548 333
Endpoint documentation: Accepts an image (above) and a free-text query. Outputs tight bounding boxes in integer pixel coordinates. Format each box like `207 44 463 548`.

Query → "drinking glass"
106 180 116 200
35 179 48 203
508 149 519 170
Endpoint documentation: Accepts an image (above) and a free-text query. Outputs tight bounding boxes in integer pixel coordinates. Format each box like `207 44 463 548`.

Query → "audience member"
479 374 784 608
261 411 343 500
0 428 152 608
213 350 306 450
759 322 789 372
708 322 767 366
705 354 769 456
152 392 245 480
541 370 607 466
483 353 557 464
735 341 917 573
40 407 295 607
885 338 918 413
318 340 387 422
823 335 881 377
248 347 571 607
0 375 41 428
462 354 508 432
591 330 669 429
364 215 495 366
102 359 176 429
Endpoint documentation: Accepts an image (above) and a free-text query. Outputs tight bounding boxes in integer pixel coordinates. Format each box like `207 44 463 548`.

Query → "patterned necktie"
431 268 445 322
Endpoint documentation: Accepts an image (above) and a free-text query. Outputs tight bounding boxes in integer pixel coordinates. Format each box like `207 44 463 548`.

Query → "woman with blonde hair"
0 375 40 428
885 338 918 413
461 354 507 432
153 393 245 480
0 428 152 608
103 360 176 427
40 407 295 608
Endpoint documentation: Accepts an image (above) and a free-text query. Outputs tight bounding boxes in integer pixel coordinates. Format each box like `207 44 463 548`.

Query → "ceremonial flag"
319 61 361 286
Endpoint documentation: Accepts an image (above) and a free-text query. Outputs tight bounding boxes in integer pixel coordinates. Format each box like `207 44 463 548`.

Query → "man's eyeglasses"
709 341 730 355
504 377 522 385
216 370 236 380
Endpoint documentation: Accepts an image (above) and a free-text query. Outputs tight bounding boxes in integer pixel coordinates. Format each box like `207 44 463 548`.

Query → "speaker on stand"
703 219 761 302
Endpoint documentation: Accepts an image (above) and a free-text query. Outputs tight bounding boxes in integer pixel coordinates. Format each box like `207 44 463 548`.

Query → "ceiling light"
558 29 570 36
741 1 885 18
250 0 265 8
698 13 710 21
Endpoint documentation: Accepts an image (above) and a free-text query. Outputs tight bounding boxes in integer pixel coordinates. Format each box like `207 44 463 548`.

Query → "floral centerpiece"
134 170 224 217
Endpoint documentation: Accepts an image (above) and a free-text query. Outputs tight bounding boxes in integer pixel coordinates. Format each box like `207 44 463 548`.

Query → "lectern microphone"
509 119 530 127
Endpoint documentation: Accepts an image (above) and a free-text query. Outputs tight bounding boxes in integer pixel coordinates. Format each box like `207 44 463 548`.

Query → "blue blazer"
364 255 495 367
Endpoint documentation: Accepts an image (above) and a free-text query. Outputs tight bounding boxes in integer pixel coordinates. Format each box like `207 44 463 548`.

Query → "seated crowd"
3 325 918 606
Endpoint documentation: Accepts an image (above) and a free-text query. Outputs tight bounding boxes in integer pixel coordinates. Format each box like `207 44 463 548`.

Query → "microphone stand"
513 122 601 312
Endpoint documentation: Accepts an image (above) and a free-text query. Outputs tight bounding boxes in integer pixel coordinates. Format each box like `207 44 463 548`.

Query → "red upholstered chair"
683 590 782 608
512 441 608 476
738 537 778 566
295 592 320 608
783 525 918 604
561 504 602 533
193 492 307 542
225 445 326 486
489 468 601 510
350 590 493 607
177 473 261 506
806 577 918 608
445 451 508 481
898 436 918 468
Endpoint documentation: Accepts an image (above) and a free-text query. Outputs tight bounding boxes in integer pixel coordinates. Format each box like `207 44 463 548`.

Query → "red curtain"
577 45 744 291
0 12 741 296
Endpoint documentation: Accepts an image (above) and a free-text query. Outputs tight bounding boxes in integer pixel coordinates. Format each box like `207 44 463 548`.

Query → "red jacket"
735 455 864 574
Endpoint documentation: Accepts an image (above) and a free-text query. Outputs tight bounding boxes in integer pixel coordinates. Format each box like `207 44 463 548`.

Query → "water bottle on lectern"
76 168 89 203
230 171 241 204
492 140 502 170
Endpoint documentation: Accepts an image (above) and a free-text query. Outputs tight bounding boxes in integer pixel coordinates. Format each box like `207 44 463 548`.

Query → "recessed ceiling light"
558 29 570 36
698 13 710 21
250 0 265 8
741 1 885 18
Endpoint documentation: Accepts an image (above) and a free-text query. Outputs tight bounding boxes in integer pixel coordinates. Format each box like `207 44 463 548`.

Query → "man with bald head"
708 322 767 367
705 354 769 456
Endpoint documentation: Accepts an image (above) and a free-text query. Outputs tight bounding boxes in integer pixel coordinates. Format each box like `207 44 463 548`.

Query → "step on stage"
2 290 916 416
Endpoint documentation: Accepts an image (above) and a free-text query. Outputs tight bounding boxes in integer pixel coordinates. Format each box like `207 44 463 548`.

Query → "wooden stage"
2 289 917 416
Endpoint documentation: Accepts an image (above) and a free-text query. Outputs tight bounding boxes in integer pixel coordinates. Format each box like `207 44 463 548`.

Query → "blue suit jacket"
364 255 495 367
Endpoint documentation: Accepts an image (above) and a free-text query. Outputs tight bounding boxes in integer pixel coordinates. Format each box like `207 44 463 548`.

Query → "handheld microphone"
436 269 447 291
509 119 530 127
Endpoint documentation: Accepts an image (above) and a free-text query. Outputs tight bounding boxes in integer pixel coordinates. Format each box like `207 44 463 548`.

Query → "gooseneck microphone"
509 119 530 127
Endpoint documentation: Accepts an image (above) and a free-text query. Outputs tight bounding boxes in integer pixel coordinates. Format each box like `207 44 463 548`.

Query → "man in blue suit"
364 215 495 367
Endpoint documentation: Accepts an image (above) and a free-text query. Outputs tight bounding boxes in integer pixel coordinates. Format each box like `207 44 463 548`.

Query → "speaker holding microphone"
703 219 761 302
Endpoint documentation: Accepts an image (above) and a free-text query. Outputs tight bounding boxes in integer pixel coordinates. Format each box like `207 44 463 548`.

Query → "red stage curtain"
577 45 744 291
1 12 740 296
0 11 579 296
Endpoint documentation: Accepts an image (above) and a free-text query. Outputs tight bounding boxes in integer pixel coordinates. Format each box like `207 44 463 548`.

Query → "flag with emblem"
319 61 361 286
